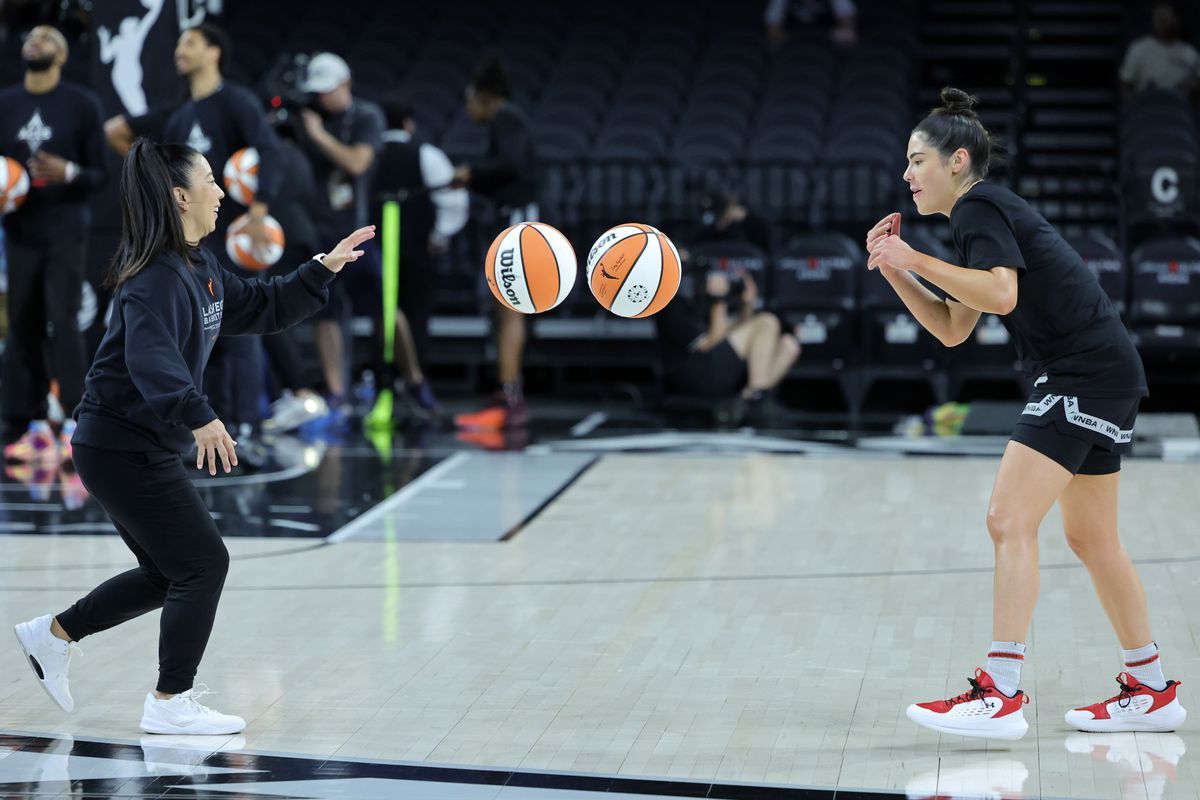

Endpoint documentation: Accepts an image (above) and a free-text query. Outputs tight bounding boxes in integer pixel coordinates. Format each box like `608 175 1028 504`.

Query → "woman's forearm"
882 269 957 344
909 252 1017 315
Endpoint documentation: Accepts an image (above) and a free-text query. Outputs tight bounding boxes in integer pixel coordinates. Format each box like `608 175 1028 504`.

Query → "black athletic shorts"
1010 393 1140 476
668 341 747 398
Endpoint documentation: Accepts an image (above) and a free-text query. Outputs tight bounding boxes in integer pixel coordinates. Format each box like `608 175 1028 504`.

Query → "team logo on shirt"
208 278 214 297
186 122 211 154
17 110 52 154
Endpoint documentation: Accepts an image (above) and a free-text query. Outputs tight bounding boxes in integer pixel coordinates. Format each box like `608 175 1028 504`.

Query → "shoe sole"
906 705 1029 740
140 719 246 736
1065 702 1186 733
13 623 73 713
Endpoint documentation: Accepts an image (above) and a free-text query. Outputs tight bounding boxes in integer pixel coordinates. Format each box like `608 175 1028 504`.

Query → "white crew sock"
1123 642 1167 691
985 641 1026 696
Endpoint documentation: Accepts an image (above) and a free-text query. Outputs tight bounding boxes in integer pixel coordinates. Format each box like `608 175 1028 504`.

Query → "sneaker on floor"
14 614 81 712
1065 673 1186 733
906 668 1030 740
141 685 246 735
454 393 529 430
263 391 329 433
405 379 443 417
5 421 58 462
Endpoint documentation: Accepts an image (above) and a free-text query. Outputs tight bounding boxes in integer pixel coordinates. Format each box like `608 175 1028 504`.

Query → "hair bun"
936 87 979 118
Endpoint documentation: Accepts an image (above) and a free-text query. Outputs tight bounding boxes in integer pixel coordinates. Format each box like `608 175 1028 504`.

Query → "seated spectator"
765 0 858 46
653 269 801 427
1120 3 1200 102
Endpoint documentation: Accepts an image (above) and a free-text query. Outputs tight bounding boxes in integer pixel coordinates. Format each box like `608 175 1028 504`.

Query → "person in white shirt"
1120 3 1200 102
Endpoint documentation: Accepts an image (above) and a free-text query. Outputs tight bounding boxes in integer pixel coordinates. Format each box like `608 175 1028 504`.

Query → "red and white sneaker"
1065 673 1186 732
906 669 1030 740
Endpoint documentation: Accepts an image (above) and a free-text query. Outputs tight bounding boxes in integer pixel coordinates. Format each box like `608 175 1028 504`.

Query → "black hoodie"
73 248 335 453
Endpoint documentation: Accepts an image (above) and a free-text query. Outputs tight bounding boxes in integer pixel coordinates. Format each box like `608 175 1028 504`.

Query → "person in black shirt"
162 24 284 462
371 98 468 419
451 58 540 431
692 190 774 255
297 53 385 417
867 88 1181 740
0 25 106 456
12 138 373 734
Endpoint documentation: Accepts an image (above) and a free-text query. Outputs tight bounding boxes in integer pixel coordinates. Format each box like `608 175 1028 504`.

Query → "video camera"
260 53 316 138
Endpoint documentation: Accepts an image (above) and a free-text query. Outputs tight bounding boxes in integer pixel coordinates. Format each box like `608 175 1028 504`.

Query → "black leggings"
57 444 229 694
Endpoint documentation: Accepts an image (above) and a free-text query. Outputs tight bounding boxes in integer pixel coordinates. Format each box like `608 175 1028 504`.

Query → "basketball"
0 156 30 215
585 223 680 318
223 147 259 206
225 213 285 271
484 222 577 314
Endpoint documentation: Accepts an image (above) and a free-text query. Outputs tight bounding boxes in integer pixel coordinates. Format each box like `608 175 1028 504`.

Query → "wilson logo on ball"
484 223 578 314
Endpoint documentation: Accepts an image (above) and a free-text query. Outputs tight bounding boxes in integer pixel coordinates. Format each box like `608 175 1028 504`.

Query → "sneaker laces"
181 683 221 716
947 675 989 707
1102 673 1139 709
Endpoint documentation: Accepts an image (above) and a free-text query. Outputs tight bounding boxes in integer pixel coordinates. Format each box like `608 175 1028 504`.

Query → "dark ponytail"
912 87 995 179
107 139 200 289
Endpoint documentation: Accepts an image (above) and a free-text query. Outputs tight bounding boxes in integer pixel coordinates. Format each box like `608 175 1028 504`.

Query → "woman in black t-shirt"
866 88 1184 741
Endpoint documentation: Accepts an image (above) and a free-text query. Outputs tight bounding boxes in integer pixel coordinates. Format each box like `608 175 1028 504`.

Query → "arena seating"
208 0 1200 410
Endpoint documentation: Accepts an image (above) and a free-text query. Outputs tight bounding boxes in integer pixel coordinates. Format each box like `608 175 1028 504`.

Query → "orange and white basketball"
585 223 680 318
225 213 285 271
484 222 577 314
223 147 259 206
0 156 30 215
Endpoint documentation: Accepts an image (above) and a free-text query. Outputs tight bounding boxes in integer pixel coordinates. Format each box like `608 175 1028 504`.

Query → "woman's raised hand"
321 226 377 273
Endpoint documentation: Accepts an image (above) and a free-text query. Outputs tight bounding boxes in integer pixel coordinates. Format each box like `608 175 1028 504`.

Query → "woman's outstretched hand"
321 226 377 273
193 418 238 475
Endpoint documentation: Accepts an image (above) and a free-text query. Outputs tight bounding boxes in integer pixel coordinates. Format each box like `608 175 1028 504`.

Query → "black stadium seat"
1128 237 1200 361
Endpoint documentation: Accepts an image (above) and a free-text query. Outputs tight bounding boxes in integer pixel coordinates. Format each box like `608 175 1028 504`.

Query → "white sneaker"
263 391 329 433
14 614 81 712
140 684 246 735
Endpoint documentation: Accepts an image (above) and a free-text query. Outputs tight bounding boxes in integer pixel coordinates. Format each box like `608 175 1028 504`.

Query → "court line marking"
569 411 608 437
6 554 1195 591
325 451 471 543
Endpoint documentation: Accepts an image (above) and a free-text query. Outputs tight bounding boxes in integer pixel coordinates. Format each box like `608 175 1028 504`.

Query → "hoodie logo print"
208 278 214 297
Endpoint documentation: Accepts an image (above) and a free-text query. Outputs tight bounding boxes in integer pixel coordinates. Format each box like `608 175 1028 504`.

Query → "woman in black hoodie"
12 139 373 735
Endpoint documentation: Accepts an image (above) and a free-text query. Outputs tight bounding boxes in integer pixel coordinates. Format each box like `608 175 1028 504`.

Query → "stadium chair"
1066 232 1128 316
1128 236 1200 362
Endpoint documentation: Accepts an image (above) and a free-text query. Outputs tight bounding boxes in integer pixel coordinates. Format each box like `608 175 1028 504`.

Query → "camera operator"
653 266 801 427
693 189 774 255
294 53 385 418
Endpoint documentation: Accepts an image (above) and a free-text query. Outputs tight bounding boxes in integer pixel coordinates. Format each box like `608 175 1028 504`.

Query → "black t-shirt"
691 212 774 255
301 98 384 234
0 81 107 242
162 82 284 229
950 182 1146 397
370 131 436 264
469 103 539 209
